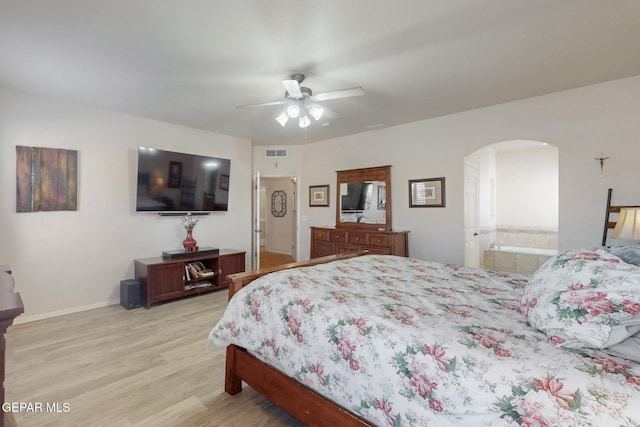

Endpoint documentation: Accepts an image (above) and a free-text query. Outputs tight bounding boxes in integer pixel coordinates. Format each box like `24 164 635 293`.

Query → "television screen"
341 182 372 212
136 147 231 213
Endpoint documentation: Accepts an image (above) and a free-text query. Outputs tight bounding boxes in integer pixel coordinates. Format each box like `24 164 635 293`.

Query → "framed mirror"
336 165 392 231
409 177 445 208
271 190 287 217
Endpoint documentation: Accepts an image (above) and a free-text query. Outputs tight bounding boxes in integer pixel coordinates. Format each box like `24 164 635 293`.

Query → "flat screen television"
136 147 231 213
341 182 372 212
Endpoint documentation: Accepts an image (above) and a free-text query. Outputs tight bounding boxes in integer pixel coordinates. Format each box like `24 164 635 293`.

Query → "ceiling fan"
237 74 364 128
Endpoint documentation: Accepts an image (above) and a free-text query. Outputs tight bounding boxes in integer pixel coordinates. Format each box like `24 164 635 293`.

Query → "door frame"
252 173 300 270
463 160 480 267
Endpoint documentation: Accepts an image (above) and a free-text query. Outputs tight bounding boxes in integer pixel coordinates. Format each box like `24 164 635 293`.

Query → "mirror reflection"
339 181 386 224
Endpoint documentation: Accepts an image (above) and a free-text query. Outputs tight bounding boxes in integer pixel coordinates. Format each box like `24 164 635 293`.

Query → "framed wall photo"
16 146 78 212
409 177 446 207
168 161 182 188
309 185 329 207
219 174 229 191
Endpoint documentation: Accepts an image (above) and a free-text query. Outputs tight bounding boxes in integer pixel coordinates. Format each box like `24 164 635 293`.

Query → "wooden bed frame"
602 188 640 246
224 251 372 427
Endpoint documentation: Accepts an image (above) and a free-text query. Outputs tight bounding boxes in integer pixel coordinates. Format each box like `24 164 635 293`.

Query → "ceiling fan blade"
282 79 303 99
311 87 364 102
236 100 286 108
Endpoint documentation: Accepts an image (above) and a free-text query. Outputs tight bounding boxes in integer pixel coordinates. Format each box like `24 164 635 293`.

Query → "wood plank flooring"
259 249 294 269
5 290 305 427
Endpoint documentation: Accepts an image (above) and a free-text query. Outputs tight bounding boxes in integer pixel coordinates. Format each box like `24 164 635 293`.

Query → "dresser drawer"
335 244 364 254
364 246 391 255
330 230 347 243
312 228 330 242
369 234 391 248
312 241 334 257
348 232 367 245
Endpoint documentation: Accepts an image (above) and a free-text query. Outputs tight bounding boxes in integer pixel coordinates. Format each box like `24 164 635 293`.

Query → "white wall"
0 88 253 321
496 145 559 228
294 76 640 264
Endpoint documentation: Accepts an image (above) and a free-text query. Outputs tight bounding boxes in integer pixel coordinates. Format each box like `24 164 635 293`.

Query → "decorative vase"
183 229 197 252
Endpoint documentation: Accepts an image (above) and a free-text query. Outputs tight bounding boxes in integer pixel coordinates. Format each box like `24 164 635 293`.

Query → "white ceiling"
1 1 639 146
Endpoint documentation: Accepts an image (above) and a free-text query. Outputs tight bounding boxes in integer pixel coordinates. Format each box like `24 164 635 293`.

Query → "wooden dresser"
310 226 409 258
1 267 23 427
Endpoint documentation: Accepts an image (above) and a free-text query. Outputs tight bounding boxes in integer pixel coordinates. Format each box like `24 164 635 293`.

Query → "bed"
209 247 640 426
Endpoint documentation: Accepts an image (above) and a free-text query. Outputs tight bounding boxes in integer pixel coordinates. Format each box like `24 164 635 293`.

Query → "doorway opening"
464 140 559 270
253 175 298 270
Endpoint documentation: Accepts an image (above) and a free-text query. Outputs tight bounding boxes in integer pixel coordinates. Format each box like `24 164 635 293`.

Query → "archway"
464 140 558 270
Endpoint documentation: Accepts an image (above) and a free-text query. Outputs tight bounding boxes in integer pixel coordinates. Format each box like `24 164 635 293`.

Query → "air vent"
265 149 288 158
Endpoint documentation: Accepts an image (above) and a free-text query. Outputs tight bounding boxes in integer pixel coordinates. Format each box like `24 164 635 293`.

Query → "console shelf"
134 248 245 308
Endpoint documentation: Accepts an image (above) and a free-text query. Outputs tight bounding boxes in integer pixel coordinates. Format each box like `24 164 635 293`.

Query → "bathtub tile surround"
495 226 558 250
484 246 557 275
479 226 558 274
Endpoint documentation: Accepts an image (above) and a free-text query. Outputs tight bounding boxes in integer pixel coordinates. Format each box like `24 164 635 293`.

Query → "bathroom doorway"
464 140 559 270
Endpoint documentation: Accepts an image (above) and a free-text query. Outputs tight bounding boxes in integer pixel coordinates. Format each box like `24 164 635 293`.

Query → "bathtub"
484 246 558 275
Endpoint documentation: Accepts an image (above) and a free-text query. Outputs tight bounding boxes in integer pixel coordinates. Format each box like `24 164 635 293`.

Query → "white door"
464 161 480 267
259 186 267 246
253 172 261 270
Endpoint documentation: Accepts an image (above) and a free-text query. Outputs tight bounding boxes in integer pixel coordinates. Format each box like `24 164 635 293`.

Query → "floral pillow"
520 247 640 350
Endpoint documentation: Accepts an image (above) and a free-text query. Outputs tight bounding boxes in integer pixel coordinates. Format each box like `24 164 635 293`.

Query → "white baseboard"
14 299 120 324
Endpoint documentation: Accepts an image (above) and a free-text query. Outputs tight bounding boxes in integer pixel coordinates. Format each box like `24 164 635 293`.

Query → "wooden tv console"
134 249 245 308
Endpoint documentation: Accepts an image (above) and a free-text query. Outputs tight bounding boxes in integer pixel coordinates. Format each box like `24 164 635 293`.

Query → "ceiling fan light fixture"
286 104 300 118
275 111 289 127
298 114 311 128
308 105 324 121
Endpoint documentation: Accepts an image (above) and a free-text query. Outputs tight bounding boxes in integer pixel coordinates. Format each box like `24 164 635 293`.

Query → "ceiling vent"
265 149 288 158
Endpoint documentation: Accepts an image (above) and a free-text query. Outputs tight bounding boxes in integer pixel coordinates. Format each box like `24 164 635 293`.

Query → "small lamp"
611 208 640 243
286 104 300 118
308 105 324 121
298 114 311 128
275 111 289 127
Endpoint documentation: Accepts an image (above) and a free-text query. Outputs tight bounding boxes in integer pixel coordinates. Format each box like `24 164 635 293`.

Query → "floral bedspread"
209 255 640 426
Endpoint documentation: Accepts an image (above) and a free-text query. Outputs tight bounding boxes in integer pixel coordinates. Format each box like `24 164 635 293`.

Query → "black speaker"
120 279 141 309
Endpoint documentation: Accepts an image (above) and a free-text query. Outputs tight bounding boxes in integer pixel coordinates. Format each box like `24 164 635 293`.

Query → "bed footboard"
222 252 372 425
224 344 370 426
226 251 369 300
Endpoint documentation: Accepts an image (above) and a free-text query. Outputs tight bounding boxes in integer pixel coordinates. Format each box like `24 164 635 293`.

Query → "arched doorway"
464 140 559 270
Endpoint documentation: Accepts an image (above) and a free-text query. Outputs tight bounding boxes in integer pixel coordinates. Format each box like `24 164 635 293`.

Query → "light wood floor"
259 249 294 269
5 291 305 427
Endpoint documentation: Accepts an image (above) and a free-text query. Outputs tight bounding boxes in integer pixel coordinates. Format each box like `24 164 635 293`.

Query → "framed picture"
409 177 446 207
16 146 78 212
168 161 182 188
309 185 329 207
219 174 229 191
